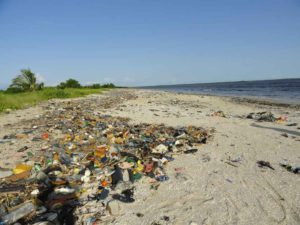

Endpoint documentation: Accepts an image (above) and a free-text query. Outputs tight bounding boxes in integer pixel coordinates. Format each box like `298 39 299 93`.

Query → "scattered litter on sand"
246 112 288 123
0 100 212 224
247 112 276 122
280 162 300 174
257 160 275 170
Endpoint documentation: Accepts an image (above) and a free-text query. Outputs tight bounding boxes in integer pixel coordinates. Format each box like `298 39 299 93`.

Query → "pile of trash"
246 111 287 123
0 101 212 224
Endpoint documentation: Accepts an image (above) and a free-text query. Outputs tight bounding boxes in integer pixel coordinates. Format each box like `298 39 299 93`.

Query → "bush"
58 79 81 88
0 88 103 112
90 83 102 89
5 87 24 93
42 89 70 99
102 83 116 88
84 83 116 89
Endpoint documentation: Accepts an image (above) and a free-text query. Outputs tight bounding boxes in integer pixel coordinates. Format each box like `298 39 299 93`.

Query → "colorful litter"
0 100 212 224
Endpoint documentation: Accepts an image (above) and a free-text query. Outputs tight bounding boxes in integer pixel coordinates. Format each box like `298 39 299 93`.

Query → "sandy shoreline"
0 89 299 225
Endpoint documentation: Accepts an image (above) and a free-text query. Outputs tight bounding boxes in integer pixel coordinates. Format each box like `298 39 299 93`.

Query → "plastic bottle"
1 202 35 224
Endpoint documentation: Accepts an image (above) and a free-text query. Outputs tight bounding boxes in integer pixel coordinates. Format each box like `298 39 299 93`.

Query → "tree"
9 69 44 92
84 83 101 89
57 79 81 89
84 83 116 89
102 83 115 88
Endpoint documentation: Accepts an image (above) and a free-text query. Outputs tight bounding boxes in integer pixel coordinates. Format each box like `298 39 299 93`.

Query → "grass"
0 87 106 112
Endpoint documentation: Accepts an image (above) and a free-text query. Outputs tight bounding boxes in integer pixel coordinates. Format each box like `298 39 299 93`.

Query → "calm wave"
142 79 300 103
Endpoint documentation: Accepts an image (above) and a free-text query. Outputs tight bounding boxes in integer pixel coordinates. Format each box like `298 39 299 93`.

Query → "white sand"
108 89 300 225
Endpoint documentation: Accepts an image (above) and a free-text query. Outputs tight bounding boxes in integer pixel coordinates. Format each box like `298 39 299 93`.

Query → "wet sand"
0 89 299 225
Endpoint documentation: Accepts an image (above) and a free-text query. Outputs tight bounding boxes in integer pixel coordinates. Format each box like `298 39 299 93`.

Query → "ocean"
143 78 300 104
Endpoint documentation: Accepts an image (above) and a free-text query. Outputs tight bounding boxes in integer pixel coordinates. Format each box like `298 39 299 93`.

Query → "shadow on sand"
251 123 300 137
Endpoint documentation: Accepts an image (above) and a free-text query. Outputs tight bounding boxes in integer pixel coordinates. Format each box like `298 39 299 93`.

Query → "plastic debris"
1 201 35 224
257 160 275 170
247 112 276 122
12 164 33 175
280 163 300 174
152 144 168 154
0 169 13 179
276 115 288 123
0 99 212 224
247 112 288 123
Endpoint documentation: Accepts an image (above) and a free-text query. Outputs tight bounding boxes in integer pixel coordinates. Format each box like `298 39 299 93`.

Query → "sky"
0 0 300 87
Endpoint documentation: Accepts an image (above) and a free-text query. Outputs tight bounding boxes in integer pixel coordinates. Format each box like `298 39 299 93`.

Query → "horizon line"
137 77 300 88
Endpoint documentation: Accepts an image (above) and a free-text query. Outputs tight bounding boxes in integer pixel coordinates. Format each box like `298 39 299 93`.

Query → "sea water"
144 79 300 104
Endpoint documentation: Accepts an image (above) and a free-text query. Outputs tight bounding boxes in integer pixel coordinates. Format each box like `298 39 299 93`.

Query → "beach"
0 89 299 225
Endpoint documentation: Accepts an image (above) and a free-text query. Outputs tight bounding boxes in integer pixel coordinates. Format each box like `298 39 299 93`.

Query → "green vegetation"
57 79 81 89
58 80 116 89
0 87 104 112
0 69 117 112
7 69 44 92
85 83 116 89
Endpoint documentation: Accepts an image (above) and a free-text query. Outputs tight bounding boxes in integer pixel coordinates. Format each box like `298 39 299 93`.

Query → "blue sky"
0 0 300 87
